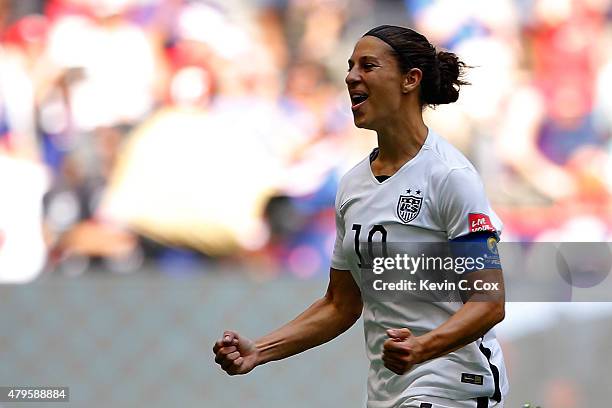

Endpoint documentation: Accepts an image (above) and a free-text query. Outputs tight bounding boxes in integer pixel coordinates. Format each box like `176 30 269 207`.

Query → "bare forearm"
255 296 359 366
419 300 504 362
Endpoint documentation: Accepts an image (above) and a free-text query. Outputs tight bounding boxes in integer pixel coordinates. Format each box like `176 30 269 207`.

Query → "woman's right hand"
213 331 259 375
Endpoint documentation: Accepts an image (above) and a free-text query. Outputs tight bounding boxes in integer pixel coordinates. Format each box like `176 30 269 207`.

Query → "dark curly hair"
364 25 469 106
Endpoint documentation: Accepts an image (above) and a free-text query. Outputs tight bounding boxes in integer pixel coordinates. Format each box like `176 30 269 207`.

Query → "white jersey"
331 130 508 407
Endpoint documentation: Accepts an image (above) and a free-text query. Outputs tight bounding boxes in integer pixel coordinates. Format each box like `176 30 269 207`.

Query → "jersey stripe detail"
479 342 502 402
476 396 489 408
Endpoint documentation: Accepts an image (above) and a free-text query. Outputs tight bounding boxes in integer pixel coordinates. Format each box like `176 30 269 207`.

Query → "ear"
402 68 422 93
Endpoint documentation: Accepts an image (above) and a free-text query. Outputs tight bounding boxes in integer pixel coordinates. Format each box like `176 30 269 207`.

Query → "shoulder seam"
336 154 370 215
427 147 472 172
338 199 350 214
439 166 479 191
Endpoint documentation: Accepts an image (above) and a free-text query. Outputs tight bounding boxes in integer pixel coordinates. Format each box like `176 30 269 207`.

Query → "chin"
352 114 372 130
353 118 376 131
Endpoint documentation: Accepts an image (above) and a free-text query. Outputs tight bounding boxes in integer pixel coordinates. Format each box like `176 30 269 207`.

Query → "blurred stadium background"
0 0 611 406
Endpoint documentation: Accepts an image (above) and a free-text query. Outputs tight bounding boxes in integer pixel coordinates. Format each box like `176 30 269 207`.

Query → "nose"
345 67 361 87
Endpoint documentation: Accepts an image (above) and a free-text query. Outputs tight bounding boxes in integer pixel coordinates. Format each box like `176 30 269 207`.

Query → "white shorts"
400 395 504 408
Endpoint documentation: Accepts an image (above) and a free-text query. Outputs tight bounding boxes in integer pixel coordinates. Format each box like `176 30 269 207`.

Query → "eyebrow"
347 55 380 67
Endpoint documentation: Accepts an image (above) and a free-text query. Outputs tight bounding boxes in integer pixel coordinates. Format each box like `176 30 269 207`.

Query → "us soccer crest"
397 189 422 223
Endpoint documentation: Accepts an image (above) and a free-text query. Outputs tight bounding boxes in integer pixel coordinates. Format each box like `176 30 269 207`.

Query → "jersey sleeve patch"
450 231 501 271
468 213 495 233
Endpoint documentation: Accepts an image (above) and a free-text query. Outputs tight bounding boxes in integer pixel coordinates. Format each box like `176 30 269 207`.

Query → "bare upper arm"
460 268 505 305
325 268 363 319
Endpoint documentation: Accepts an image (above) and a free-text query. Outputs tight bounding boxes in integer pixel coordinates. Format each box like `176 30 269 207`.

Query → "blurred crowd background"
0 0 611 282
1 2 612 407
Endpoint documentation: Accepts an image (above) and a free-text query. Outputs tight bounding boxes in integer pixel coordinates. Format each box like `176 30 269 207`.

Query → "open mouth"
350 92 369 110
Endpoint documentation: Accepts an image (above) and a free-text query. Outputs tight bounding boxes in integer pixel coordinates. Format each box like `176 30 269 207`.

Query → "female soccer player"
213 25 507 408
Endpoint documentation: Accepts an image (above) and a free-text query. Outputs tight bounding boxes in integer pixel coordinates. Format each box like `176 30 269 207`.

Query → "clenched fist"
382 328 426 375
213 331 259 375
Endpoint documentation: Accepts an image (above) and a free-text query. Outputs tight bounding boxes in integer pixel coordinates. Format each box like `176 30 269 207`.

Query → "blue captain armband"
450 231 502 271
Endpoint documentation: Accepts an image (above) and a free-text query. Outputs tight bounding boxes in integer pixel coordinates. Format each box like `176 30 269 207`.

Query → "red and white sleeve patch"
468 213 495 233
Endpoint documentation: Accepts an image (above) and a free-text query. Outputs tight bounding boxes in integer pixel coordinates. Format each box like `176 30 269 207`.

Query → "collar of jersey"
367 128 433 185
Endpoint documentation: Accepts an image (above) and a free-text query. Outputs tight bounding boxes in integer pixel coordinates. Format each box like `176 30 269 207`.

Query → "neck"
375 107 428 166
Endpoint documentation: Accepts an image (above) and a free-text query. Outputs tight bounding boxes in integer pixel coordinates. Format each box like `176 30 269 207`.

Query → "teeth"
351 94 368 104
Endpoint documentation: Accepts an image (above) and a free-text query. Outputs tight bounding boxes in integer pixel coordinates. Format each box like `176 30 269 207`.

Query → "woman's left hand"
382 328 427 375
